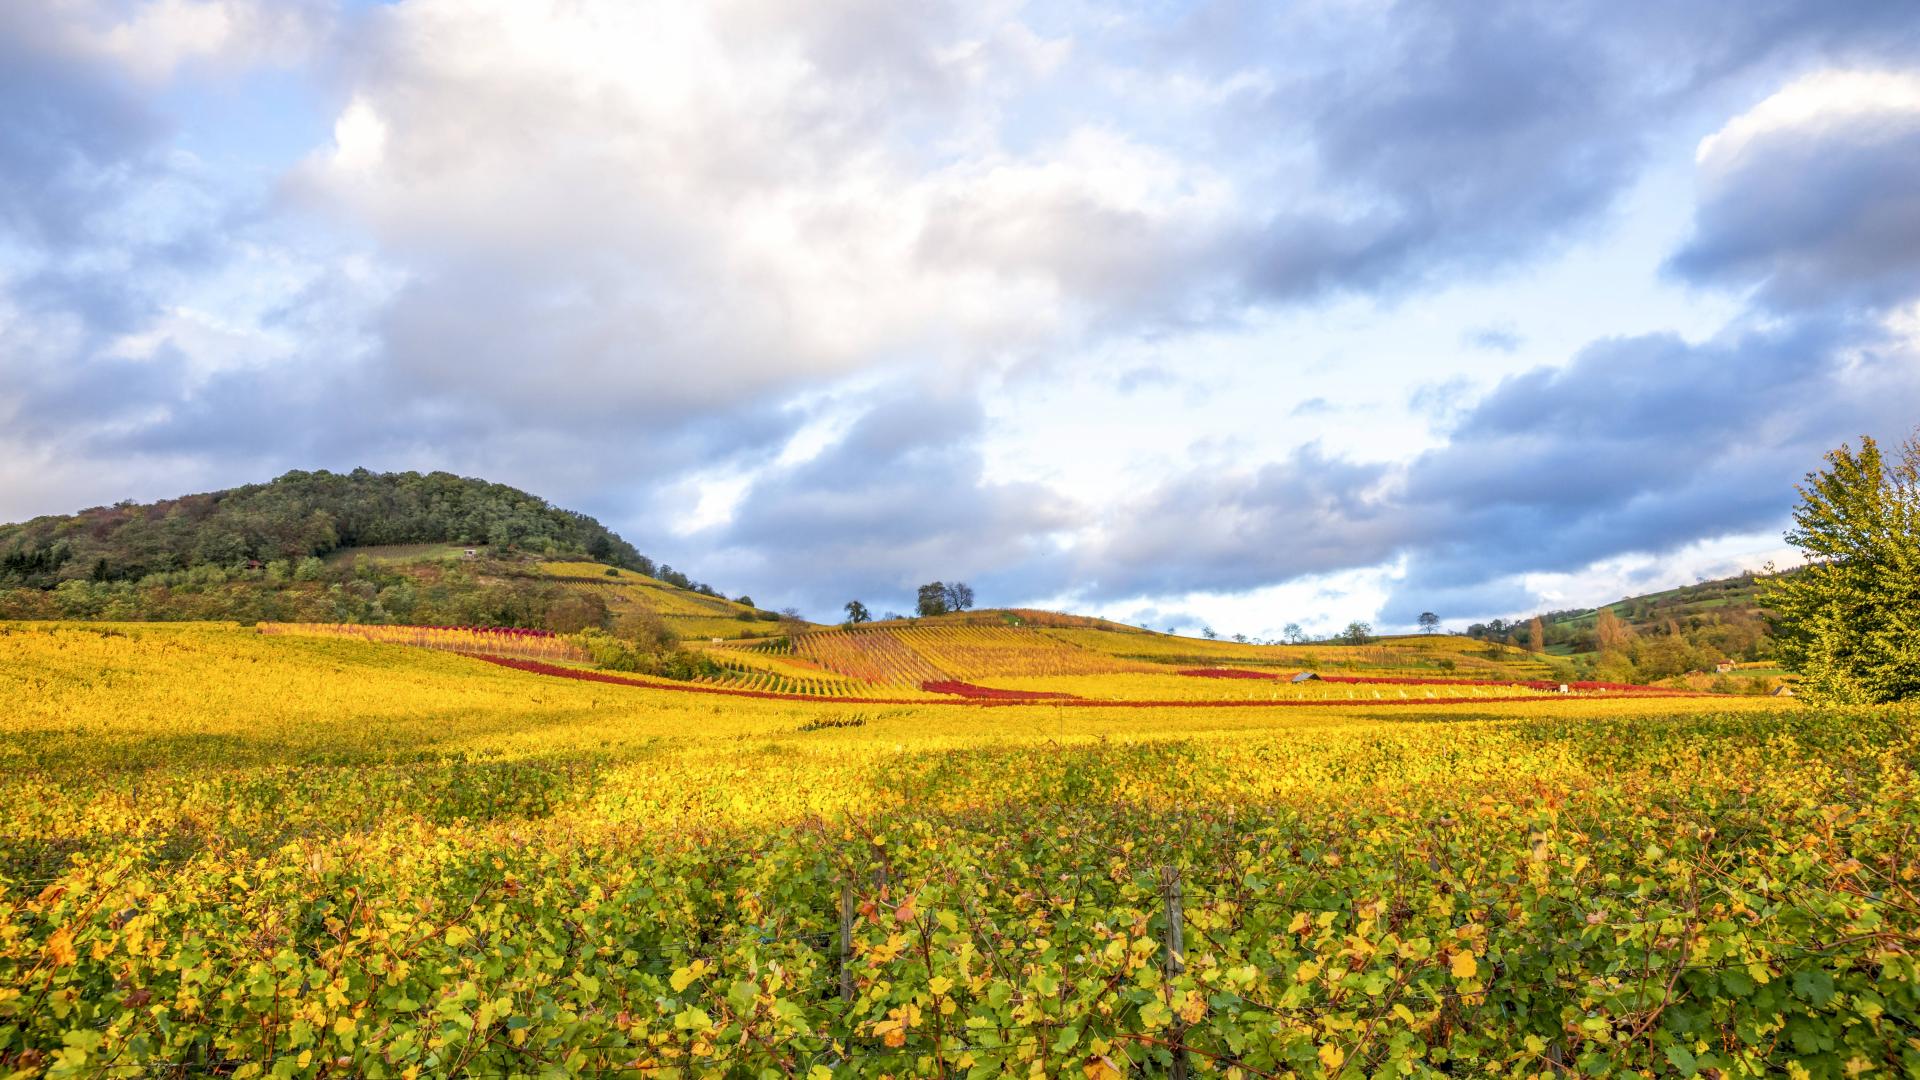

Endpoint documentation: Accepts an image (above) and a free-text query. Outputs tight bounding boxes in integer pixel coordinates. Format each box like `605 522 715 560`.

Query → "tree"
1282 622 1306 644
844 600 871 625
1231 632 1248 643
1342 621 1373 646
916 582 949 617
943 582 975 612
1527 616 1545 654
1418 611 1440 634
1763 432 1920 703
1201 626 1218 640
1595 607 1632 653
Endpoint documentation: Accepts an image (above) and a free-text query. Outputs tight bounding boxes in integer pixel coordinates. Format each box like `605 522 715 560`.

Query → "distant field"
4 621 1910 1077
695 624 1573 700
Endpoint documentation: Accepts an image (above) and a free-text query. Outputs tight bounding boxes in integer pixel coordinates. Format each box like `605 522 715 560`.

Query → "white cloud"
36 0 331 80
1696 69 1920 169
291 0 1240 418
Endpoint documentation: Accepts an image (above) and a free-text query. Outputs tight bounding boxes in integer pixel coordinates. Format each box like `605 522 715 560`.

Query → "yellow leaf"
44 926 76 966
1318 1042 1345 1070
1450 951 1478 979
929 976 953 996
669 959 710 992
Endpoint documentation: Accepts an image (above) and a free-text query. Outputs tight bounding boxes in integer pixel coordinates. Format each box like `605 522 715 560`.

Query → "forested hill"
1461 571 1776 682
0 469 675 589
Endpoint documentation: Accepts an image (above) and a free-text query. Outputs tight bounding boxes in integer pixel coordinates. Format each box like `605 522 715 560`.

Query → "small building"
1291 671 1320 683
1715 661 1737 674
1772 684 1796 697
463 549 478 558
1557 684 1570 694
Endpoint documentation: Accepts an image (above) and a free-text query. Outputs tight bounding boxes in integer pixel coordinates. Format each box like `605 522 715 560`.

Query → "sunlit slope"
1047 626 1560 678
709 615 1567 697
535 560 805 640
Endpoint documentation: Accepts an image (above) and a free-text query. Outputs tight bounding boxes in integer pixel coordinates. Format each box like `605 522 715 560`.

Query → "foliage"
1469 574 1776 671
0 468 670 589
261 623 589 663
1764 432 1920 703
916 582 950 618
0 623 1913 1077
844 600 871 625
567 628 721 681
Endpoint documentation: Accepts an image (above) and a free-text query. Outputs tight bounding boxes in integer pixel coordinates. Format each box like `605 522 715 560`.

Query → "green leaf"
1791 968 1834 1007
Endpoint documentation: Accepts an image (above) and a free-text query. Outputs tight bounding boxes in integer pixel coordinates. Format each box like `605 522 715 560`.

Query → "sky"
3 0 1919 636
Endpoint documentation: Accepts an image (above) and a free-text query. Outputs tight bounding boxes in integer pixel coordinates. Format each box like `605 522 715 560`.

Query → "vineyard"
1 621 1914 1078
257 621 589 663
700 625 1629 704
536 561 788 642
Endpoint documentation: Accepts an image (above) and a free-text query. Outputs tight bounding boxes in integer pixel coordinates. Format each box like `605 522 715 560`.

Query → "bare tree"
943 581 975 612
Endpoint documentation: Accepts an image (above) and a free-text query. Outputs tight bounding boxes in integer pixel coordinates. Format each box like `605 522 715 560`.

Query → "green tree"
844 600 871 625
1763 432 1920 703
1342 621 1373 646
915 582 949 617
1417 611 1440 634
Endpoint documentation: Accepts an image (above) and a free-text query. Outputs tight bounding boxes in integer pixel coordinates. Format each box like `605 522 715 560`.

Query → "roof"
1291 671 1320 682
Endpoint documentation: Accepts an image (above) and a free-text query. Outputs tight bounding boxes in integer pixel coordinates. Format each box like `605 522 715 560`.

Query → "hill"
0 469 782 636
0 468 687 586
1463 570 1779 684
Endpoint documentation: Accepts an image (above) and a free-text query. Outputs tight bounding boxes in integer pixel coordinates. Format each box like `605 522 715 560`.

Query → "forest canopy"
0 468 663 588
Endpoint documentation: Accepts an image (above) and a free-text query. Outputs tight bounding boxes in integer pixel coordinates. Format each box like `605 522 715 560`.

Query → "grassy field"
2 622 1915 1078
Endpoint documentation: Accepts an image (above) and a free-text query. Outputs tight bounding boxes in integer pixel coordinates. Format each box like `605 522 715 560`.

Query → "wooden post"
838 880 855 1003
1162 866 1189 1080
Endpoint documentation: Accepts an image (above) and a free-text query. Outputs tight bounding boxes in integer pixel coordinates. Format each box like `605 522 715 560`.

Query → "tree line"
0 468 717 595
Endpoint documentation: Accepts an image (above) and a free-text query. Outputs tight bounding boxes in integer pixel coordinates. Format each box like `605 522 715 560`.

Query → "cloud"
701 381 1080 615
1076 319 1920 622
6 0 1920 624
1669 69 1920 311
1463 325 1522 353
1076 444 1400 598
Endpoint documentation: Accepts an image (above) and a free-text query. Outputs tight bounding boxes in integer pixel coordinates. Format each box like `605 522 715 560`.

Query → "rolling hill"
0 469 780 635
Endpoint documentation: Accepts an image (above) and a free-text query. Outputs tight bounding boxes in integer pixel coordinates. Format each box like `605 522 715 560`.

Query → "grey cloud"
0 15 158 249
703 383 1081 616
1204 0 1920 304
1668 101 1920 311
1079 320 1920 621
1079 445 1399 598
